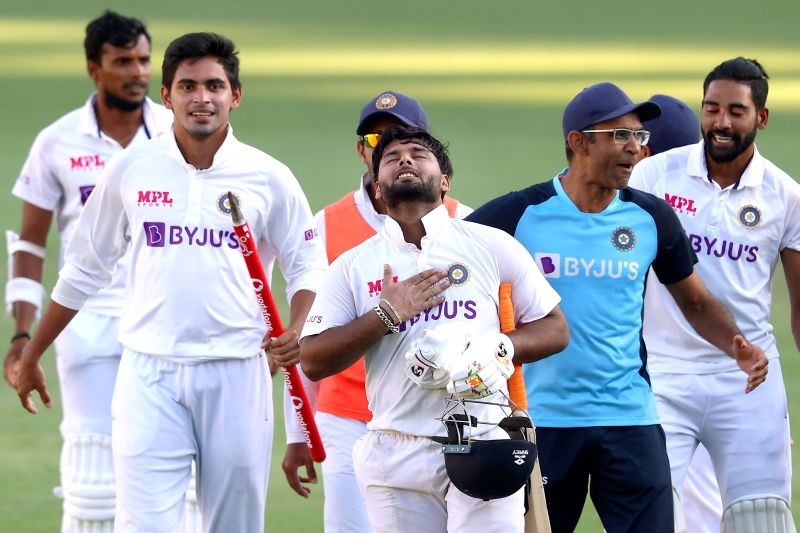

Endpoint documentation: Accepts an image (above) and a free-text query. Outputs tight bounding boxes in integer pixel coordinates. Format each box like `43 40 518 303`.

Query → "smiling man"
630 58 800 532
14 32 326 531
300 126 568 533
467 82 768 533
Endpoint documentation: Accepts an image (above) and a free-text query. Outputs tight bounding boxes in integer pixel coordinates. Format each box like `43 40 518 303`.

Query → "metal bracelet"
374 305 400 334
379 298 402 325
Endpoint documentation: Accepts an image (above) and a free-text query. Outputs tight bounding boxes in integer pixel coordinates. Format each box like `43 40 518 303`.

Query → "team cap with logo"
356 90 429 135
562 82 661 140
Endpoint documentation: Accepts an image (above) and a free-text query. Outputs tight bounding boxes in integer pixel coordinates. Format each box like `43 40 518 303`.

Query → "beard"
104 87 146 112
703 124 757 164
380 177 440 208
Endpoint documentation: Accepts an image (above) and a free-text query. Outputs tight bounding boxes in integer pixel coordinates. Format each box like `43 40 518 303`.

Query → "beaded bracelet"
374 305 400 334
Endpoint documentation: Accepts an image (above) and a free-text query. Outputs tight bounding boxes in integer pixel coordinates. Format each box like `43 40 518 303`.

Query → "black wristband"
11 332 31 343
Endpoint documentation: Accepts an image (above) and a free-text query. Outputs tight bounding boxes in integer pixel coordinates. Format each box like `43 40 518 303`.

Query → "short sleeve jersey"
301 205 560 437
11 94 173 316
629 142 800 373
467 175 695 427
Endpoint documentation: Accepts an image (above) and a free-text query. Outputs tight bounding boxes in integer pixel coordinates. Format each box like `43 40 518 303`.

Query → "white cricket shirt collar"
77 93 160 140
383 203 451 247
166 124 237 171
687 140 765 189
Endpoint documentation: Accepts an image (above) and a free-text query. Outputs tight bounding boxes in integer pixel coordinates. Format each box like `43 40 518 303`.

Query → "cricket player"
299 126 569 533
281 90 471 532
467 81 768 533
630 57 800 532
14 32 326 532
3 11 172 532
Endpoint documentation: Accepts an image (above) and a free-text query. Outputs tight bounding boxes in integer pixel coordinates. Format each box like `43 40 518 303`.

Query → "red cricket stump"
227 191 326 462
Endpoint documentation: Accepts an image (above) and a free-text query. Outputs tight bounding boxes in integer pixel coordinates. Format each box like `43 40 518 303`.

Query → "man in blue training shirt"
467 82 768 533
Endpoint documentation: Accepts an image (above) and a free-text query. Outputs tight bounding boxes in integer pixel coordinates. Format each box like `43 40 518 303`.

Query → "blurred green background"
1 0 799 531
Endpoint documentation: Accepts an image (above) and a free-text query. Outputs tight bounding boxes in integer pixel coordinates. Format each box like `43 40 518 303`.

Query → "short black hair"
162 32 241 92
372 126 453 178
703 57 769 109
84 10 150 64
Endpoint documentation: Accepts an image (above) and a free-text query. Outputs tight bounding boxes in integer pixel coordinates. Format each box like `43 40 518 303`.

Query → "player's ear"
229 86 242 110
567 130 590 156
356 140 370 167
440 174 451 194
757 107 769 129
87 61 100 84
160 86 172 109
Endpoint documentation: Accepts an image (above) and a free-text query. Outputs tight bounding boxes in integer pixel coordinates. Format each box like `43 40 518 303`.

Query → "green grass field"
1 1 799 531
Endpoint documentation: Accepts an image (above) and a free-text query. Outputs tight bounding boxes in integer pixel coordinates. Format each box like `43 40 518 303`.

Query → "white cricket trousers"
352 430 524 533
316 412 371 533
111 349 273 533
653 361 791 507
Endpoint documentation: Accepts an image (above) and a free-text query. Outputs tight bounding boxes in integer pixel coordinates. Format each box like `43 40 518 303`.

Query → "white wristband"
5 277 45 317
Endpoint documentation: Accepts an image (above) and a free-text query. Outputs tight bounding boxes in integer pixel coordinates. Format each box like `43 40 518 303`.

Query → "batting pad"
60 434 115 531
722 495 796 533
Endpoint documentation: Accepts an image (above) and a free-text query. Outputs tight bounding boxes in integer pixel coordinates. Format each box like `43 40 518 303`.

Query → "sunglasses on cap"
581 128 651 146
359 133 382 149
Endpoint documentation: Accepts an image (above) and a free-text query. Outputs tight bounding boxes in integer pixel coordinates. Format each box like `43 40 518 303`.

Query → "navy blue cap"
644 94 700 155
562 82 661 140
356 90 428 135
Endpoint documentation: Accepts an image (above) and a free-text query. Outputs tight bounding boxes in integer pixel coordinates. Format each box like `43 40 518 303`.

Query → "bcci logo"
611 226 636 252
375 93 398 110
738 205 762 230
446 263 470 286
217 191 240 215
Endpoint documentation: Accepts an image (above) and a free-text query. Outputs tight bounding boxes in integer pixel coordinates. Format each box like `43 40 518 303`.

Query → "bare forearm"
681 295 742 358
508 305 570 363
23 300 79 365
300 310 389 381
288 289 316 333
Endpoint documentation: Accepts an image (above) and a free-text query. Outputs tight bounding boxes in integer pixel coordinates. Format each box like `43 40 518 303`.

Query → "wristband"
11 332 31 343
374 305 400 334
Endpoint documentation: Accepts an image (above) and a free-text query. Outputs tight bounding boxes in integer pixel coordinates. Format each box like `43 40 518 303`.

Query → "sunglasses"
359 133 382 149
581 128 651 146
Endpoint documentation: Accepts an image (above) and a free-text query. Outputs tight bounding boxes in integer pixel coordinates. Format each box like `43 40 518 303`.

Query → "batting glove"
404 323 470 389
446 332 515 399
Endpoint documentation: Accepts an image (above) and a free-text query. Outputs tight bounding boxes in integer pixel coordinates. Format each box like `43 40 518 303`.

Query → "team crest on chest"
217 191 240 215
375 93 398 110
611 226 636 252
738 205 762 230
446 262 471 286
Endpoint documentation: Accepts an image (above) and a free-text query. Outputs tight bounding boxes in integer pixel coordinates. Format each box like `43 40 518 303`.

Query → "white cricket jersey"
301 205 560 437
629 141 800 373
52 127 326 362
11 94 173 316
313 173 473 241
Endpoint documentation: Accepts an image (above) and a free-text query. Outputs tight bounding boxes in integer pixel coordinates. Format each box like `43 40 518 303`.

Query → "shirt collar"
166 124 237 170
382 203 451 247
77 93 162 139
687 140 765 189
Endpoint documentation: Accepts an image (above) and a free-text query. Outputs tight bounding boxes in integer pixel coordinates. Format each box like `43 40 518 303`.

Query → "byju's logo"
138 190 174 207
534 253 560 278
143 222 166 247
304 228 319 241
79 185 95 205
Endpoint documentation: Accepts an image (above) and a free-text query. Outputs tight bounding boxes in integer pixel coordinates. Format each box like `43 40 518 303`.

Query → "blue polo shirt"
467 175 696 427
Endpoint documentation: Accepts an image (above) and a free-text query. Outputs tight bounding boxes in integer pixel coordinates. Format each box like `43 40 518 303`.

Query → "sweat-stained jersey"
301 204 560 437
11 94 172 316
630 141 800 373
52 127 326 362
467 175 696 428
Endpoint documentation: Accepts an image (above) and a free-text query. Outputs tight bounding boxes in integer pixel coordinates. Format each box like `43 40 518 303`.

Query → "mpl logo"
70 154 104 171
534 253 560 278
664 193 697 216
367 276 399 296
138 190 174 207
